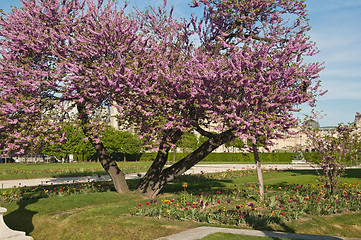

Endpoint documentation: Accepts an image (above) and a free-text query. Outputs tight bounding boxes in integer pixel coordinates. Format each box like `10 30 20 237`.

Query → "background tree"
42 123 95 162
177 132 199 153
102 127 142 162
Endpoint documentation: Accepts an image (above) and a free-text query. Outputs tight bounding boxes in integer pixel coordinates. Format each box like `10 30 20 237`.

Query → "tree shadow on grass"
282 168 361 184
341 168 361 180
216 209 296 234
249 218 295 234
55 170 106 178
126 174 231 195
283 169 318 176
258 219 295 234
284 168 361 180
4 198 38 235
162 174 231 195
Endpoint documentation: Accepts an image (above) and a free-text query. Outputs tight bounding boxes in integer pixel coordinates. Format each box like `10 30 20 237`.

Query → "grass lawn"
2 192 201 240
1 168 361 240
200 233 303 240
0 162 151 180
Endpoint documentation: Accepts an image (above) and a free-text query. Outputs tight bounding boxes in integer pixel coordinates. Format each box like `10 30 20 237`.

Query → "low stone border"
155 227 361 240
0 207 34 240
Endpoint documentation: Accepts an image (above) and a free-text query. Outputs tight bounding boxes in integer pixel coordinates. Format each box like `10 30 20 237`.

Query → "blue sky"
1 0 360 127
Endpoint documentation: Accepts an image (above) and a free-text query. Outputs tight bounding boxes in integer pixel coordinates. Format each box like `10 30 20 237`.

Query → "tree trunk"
77 103 129 193
136 129 235 197
135 145 169 197
96 143 130 193
252 144 264 202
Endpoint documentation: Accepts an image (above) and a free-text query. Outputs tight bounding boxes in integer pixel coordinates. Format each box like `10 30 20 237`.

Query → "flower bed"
133 179 361 228
0 181 114 203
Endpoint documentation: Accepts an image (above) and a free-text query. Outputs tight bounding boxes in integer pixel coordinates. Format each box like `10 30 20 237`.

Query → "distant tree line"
42 124 143 162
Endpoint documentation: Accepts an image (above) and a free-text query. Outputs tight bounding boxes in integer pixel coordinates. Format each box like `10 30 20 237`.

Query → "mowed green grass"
3 192 201 240
1 168 361 240
0 162 151 180
200 233 303 240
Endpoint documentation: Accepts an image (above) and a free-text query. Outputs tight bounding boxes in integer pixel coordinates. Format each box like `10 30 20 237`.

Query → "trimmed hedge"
139 152 295 163
303 152 361 166
84 151 359 165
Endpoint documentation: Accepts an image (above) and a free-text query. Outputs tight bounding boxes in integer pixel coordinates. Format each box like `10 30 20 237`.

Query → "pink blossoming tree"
124 0 324 197
0 0 324 197
302 119 360 197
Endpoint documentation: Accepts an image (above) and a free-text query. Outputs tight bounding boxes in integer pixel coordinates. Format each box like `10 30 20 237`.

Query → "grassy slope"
1 169 361 240
3 192 201 240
